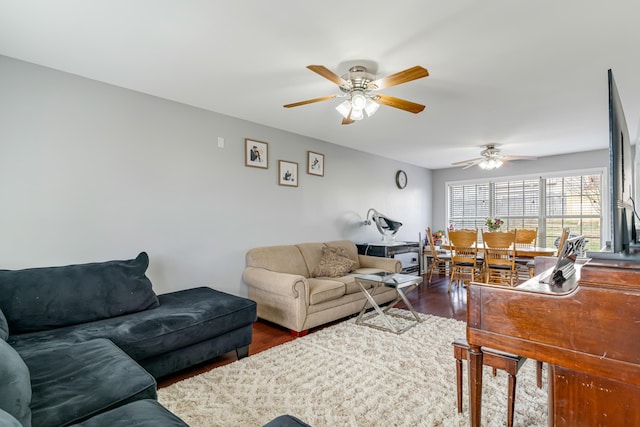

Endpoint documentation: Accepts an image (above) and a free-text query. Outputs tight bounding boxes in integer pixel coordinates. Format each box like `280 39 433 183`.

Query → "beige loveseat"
243 240 401 335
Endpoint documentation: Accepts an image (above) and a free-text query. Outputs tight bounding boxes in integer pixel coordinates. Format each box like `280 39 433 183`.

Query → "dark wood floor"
158 272 465 388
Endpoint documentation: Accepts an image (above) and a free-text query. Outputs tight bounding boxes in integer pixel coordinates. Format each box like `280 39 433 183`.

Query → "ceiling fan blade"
451 157 483 166
461 163 477 170
369 66 429 90
374 94 425 113
283 95 338 108
341 108 355 125
307 65 348 87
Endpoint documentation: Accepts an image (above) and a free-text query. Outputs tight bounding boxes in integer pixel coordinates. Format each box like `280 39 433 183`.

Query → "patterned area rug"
158 310 547 426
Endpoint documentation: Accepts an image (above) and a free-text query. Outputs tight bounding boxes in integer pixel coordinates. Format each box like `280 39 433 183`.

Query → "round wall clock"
396 170 408 189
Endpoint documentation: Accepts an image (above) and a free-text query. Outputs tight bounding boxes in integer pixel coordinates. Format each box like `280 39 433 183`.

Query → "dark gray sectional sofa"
0 252 257 426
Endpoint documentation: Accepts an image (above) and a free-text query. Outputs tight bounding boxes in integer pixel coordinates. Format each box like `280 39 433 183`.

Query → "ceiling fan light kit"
336 90 380 121
478 158 503 170
284 64 428 124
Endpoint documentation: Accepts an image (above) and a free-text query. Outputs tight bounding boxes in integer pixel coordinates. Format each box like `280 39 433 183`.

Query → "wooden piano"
466 258 640 426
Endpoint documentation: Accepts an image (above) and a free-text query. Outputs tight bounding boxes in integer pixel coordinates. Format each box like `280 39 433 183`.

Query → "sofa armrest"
242 267 308 300
243 267 310 332
357 255 402 273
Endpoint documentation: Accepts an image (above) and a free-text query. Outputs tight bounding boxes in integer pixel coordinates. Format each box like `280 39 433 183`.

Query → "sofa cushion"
246 245 310 277
0 252 159 333
0 409 22 427
330 274 372 295
296 242 326 277
0 340 32 427
21 338 157 427
312 246 356 278
307 278 346 305
68 399 188 427
10 287 257 366
0 308 8 341
325 240 361 270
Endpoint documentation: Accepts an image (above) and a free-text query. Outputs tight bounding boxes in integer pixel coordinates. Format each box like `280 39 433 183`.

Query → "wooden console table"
466 258 640 426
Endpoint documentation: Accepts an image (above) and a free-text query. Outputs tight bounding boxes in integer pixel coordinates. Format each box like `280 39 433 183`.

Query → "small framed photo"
278 160 298 187
307 151 324 176
245 138 268 169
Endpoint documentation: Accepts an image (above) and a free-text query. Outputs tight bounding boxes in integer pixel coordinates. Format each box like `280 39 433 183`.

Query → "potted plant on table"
485 217 503 231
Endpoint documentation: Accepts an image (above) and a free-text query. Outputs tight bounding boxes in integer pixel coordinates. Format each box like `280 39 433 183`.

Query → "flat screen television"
588 69 635 258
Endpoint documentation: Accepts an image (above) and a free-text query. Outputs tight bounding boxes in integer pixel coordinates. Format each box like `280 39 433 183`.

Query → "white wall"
0 55 433 296
431 150 609 231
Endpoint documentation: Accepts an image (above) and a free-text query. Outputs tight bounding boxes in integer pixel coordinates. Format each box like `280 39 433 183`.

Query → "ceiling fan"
451 144 538 170
283 64 429 125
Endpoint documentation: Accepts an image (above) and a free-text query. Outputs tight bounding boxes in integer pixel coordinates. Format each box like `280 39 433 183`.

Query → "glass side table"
353 272 423 334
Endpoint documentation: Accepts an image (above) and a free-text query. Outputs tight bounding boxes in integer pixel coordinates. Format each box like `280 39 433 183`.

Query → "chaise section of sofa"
243 239 400 335
1 252 257 379
9 286 257 379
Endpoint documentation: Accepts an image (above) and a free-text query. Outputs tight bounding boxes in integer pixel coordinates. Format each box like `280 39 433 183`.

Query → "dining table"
439 243 557 258
437 243 557 280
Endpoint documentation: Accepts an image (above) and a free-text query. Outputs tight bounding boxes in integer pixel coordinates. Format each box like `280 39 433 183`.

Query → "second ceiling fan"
451 144 538 170
284 64 429 125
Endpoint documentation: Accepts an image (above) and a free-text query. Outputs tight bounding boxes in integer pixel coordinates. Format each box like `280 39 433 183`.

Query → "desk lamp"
363 208 403 243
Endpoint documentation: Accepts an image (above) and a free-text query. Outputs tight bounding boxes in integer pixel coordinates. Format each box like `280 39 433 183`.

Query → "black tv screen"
607 69 633 254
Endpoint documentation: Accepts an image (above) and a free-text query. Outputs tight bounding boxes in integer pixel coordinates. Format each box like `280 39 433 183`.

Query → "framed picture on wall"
245 138 268 169
278 160 298 187
307 151 324 176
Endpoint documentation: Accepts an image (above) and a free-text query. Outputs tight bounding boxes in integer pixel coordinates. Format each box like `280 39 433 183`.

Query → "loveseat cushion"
328 274 372 295
68 399 188 427
0 308 8 341
10 287 257 365
0 340 32 427
0 252 159 333
246 245 310 277
307 278 345 305
21 338 157 427
296 242 326 277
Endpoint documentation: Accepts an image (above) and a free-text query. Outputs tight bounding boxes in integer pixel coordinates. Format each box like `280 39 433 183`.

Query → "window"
447 171 603 252
494 179 540 230
544 175 601 250
448 183 489 230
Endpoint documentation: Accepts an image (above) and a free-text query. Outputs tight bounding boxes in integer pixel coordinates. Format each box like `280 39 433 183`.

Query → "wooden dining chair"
514 228 538 280
447 229 480 292
482 230 518 286
425 227 451 283
515 228 537 248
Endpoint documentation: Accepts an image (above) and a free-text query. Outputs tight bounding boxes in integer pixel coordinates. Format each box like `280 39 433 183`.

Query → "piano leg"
468 345 483 427
455 357 463 412
507 373 516 427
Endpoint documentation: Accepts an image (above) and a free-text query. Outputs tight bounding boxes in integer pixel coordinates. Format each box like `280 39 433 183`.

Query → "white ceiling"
1 0 639 170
